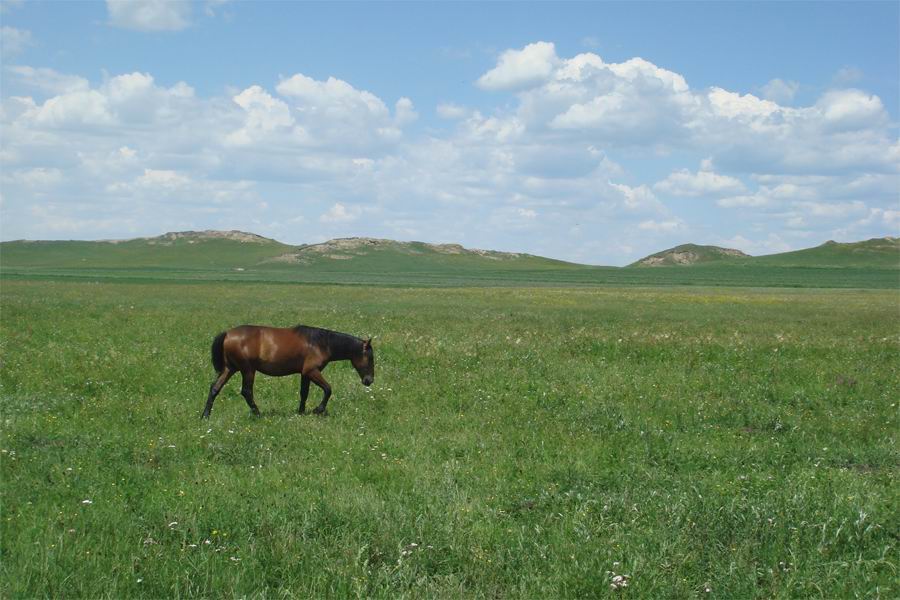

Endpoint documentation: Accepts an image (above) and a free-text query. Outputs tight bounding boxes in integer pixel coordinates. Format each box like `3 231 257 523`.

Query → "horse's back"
223 325 311 375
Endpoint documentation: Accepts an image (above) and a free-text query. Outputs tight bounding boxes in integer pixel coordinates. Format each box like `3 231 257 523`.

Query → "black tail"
211 331 227 373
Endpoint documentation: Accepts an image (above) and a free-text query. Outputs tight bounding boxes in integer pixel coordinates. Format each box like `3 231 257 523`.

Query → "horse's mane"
293 325 361 358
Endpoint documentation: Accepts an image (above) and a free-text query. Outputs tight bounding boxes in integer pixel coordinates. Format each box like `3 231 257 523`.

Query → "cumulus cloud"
816 89 887 131
477 41 559 91
226 85 294 146
320 202 360 223
394 97 418 126
12 71 196 129
472 42 896 175
654 163 746 197
107 0 192 31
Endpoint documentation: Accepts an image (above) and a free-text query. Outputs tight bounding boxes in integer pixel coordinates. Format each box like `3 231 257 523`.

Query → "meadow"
1 279 898 598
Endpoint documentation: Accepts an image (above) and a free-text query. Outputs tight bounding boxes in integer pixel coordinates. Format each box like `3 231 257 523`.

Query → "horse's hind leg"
202 367 234 419
240 369 261 417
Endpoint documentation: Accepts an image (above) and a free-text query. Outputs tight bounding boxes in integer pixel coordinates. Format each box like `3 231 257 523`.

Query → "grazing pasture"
1 280 897 597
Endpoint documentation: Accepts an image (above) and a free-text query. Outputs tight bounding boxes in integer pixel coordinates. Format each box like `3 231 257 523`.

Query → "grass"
1 279 897 598
2 263 898 289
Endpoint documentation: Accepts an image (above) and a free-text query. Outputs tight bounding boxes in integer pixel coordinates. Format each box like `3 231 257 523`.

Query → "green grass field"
2 279 897 598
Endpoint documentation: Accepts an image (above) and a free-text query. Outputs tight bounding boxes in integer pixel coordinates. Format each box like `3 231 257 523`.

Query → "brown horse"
202 325 375 418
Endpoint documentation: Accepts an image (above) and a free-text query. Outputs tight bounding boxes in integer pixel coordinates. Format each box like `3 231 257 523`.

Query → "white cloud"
816 89 887 131
654 165 745 197
609 182 664 213
793 200 867 219
473 42 897 175
7 66 90 95
761 78 799 104
716 234 792 255
394 97 418 126
1 26 32 59
271 73 411 149
226 85 294 146
107 0 191 31
320 202 360 223
477 41 559 91
18 72 196 130
638 219 685 232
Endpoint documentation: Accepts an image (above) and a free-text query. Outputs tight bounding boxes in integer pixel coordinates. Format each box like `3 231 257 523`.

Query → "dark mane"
293 325 362 359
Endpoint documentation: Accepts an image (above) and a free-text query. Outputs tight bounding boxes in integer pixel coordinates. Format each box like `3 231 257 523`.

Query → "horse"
202 324 375 419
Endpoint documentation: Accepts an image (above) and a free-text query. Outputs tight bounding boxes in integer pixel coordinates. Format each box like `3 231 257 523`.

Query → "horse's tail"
211 331 227 373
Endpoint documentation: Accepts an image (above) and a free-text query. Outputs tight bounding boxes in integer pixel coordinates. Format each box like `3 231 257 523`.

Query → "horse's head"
352 337 375 386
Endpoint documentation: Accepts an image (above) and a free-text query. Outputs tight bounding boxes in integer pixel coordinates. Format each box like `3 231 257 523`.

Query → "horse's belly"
256 362 299 377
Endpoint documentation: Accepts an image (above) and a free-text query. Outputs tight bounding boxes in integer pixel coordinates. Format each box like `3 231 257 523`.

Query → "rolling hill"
0 232 576 275
0 230 291 269
631 237 899 269
1 231 897 288
747 237 900 269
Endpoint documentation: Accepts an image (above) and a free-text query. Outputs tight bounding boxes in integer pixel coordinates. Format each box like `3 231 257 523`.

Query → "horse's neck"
327 335 360 361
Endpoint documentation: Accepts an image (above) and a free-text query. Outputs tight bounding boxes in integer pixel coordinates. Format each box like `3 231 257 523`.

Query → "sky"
1 1 898 266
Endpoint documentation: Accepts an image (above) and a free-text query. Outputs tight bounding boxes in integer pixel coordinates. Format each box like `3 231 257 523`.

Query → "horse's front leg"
304 369 332 415
298 374 310 415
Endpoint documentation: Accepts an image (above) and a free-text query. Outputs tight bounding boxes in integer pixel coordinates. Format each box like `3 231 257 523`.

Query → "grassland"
1 279 897 598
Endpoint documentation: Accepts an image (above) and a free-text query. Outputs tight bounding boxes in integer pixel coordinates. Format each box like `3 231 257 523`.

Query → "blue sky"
1 1 898 265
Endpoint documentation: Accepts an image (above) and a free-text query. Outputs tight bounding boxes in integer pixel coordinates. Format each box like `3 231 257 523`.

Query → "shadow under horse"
202 325 375 418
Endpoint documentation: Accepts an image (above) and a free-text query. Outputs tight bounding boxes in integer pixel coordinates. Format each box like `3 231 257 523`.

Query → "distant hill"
630 244 749 267
262 237 574 272
630 237 899 269
748 237 900 269
0 232 572 273
1 231 897 288
0 230 290 269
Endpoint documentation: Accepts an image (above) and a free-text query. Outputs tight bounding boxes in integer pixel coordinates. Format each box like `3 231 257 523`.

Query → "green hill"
747 237 900 269
630 237 899 270
0 231 290 269
262 237 576 273
0 232 574 274
1 231 897 289
630 244 749 267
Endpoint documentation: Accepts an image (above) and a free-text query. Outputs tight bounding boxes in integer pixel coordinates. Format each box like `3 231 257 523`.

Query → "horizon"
3 227 895 267
1 1 898 267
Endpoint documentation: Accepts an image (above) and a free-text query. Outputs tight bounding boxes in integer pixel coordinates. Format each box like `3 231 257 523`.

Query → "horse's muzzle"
362 376 374 387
